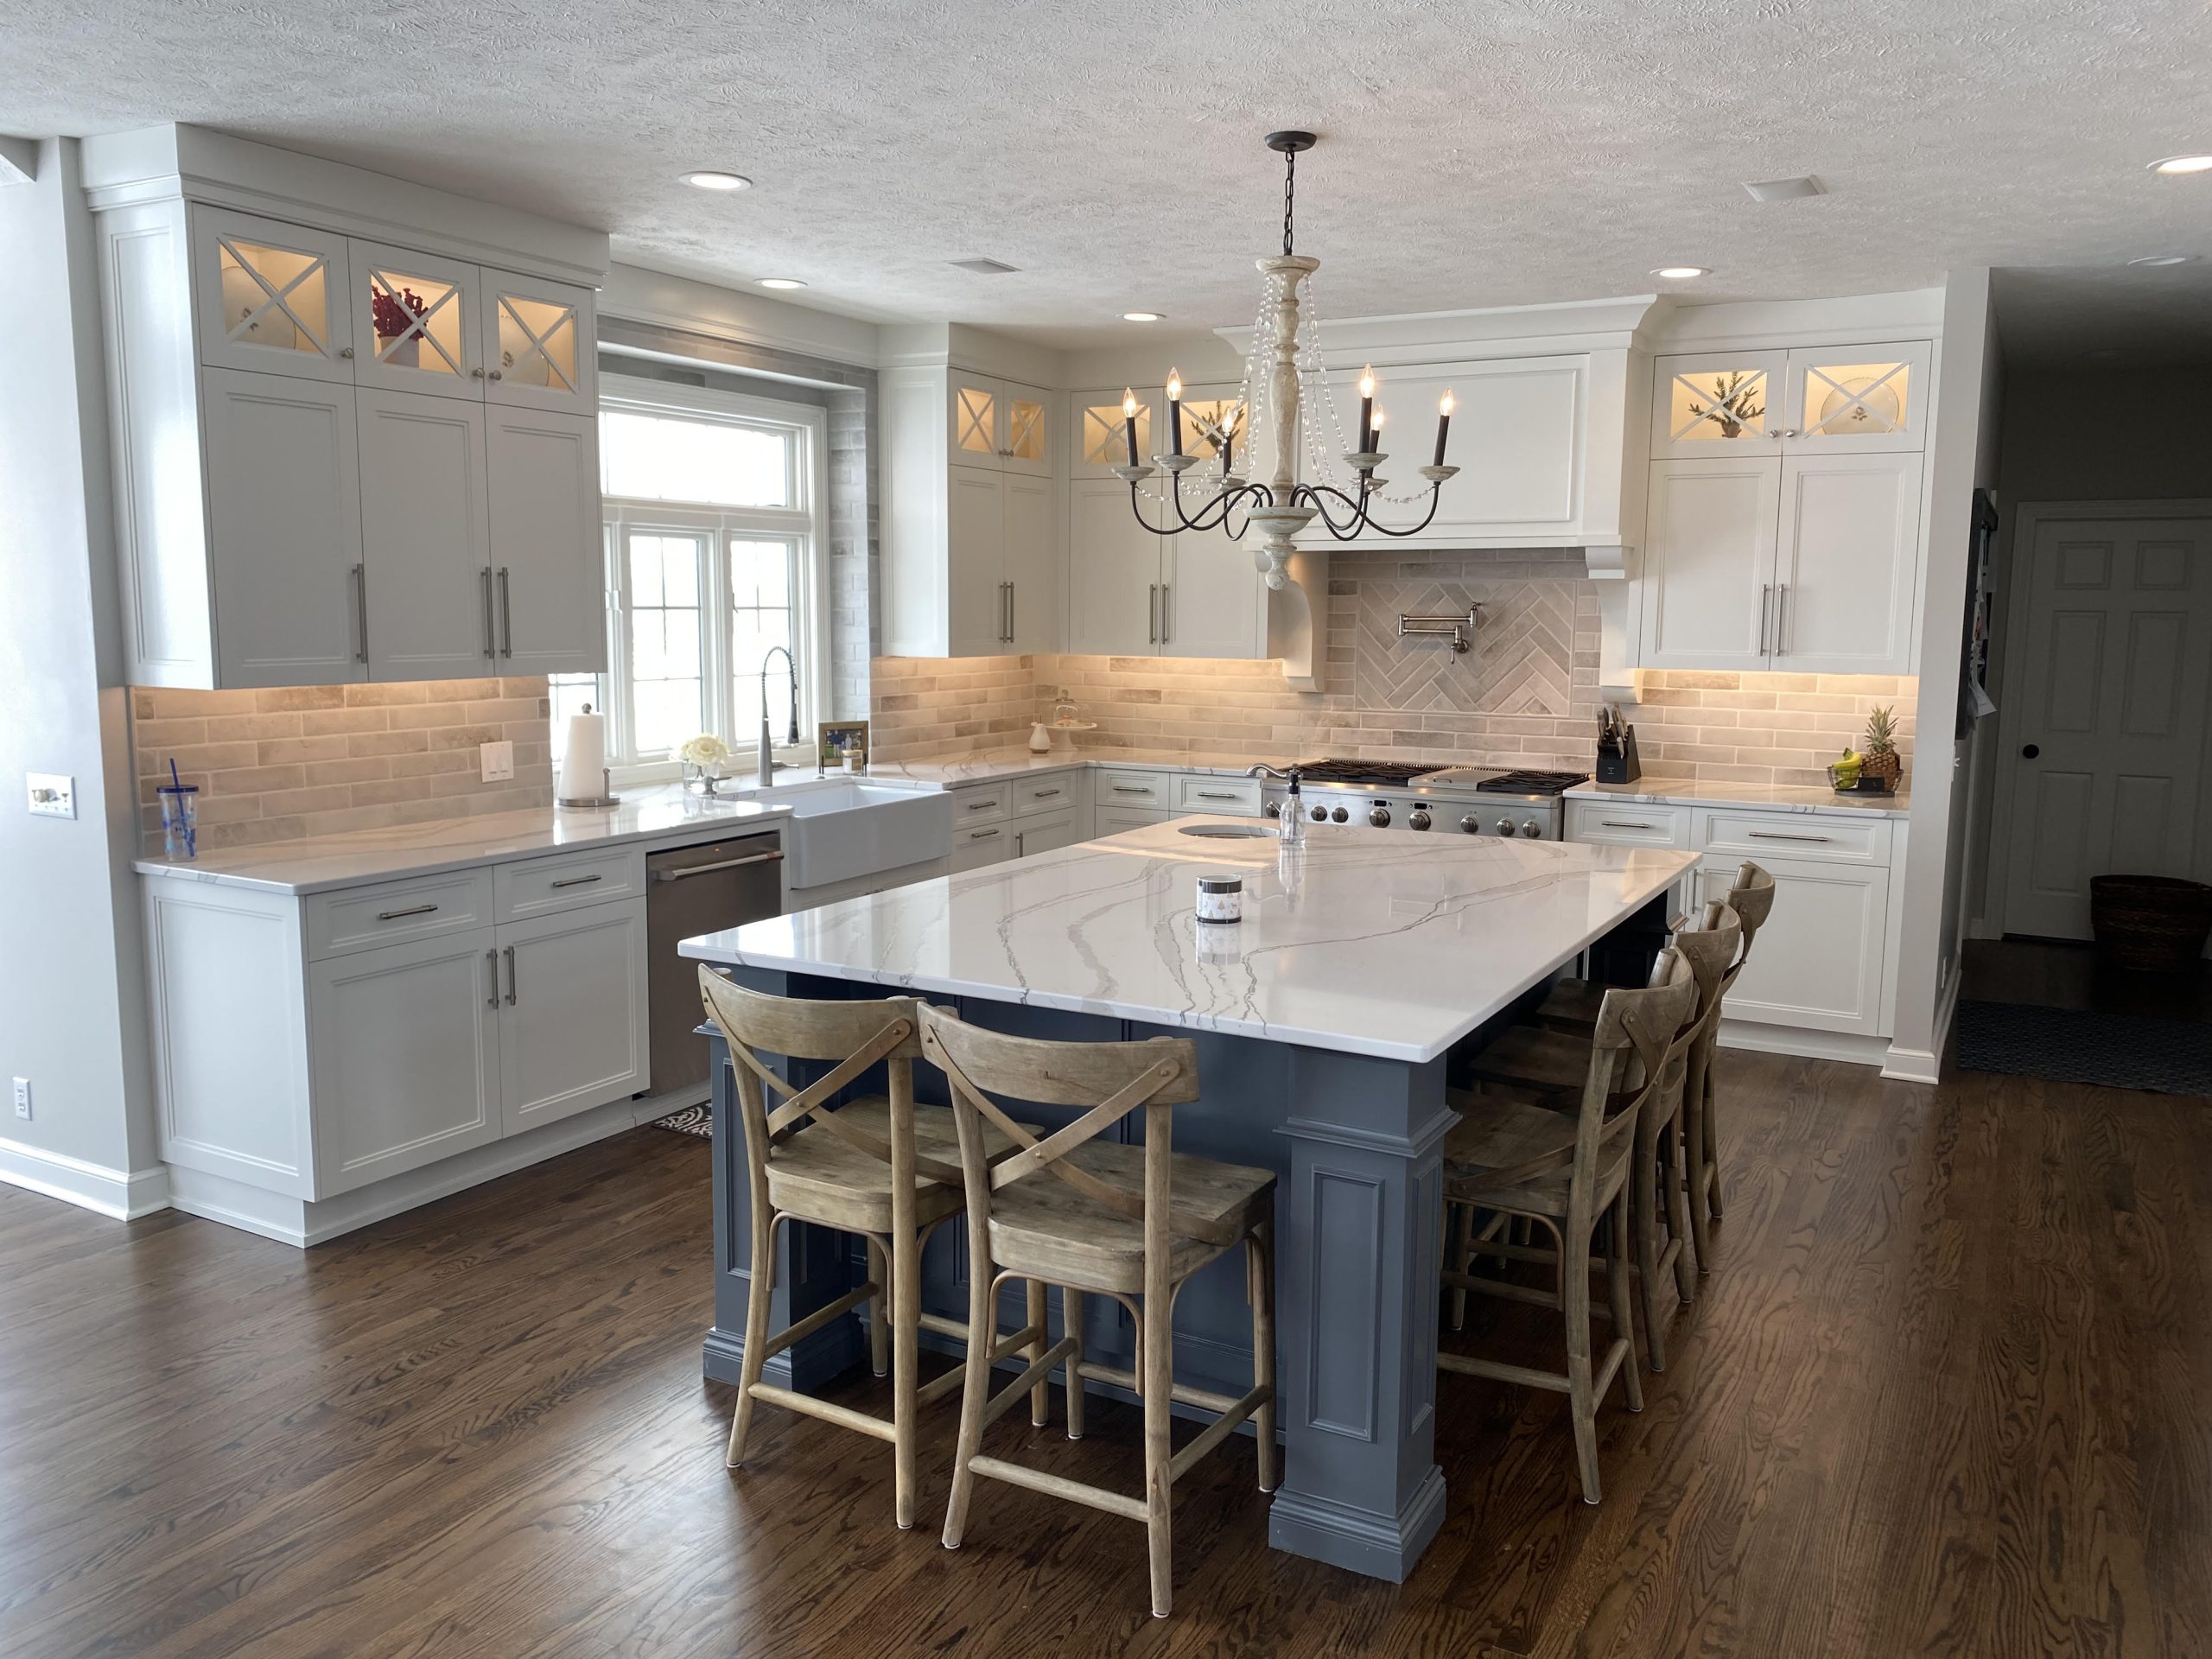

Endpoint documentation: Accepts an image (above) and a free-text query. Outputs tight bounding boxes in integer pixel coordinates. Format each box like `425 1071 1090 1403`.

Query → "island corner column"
1268 1042 1455 1581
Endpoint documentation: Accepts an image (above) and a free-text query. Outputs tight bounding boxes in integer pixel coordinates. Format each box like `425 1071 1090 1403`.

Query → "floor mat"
1955 1000 2212 1096
652 1105 712 1138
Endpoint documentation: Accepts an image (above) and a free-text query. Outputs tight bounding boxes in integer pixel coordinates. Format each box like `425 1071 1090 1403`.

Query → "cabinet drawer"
950 820 1013 870
1566 800 1691 849
1698 810 1890 866
1014 774 1080 815
1176 774 1262 815
1096 770 1174 809
495 845 645 922
1094 804 1175 836
307 868 495 960
950 782 1011 826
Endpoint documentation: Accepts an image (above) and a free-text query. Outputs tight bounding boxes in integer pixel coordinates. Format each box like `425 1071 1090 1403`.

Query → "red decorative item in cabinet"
372 285 429 340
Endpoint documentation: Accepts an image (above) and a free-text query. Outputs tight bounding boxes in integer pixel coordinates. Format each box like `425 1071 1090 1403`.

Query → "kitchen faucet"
756 645 798 781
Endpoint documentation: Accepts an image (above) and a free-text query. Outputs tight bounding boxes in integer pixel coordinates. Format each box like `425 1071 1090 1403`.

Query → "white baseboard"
1882 970 1962 1084
168 1096 645 1248
1716 1020 1891 1069
0 1135 170 1221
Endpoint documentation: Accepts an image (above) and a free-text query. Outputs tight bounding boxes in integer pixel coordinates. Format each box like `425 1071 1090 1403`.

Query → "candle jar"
1195 875 1243 925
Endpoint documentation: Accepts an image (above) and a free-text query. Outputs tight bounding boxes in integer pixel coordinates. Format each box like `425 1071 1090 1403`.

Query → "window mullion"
702 529 732 750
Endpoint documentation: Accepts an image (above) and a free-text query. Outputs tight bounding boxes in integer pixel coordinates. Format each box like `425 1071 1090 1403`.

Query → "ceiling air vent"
1742 175 1827 203
950 257 1020 275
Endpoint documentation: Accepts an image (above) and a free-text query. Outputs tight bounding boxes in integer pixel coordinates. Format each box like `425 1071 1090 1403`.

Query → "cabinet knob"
487 369 503 381
471 367 486 378
339 346 355 359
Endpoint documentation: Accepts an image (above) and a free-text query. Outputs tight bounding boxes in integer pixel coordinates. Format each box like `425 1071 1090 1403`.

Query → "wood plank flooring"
3 1048 2209 1657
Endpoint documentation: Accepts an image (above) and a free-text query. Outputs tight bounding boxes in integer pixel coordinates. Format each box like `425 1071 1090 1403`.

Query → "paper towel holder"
556 703 621 810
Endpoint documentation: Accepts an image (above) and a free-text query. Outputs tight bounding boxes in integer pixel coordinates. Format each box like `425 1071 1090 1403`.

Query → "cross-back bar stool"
1438 947 1700 1503
697 969 1035 1530
918 1007 1276 1619
1459 905 1739 1369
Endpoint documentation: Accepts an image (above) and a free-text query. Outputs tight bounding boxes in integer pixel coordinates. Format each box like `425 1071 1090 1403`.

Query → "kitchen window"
551 377 829 781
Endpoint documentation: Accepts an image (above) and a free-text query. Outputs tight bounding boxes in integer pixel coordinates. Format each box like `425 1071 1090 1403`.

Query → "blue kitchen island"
681 817 1694 1580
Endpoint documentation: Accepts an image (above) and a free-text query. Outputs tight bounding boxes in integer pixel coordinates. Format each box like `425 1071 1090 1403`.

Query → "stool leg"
1027 1278 1051 1428
1446 1202 1474 1332
891 1226 920 1530
727 1205 777 1468
1250 1217 1278 1494
1142 1283 1174 1618
866 1236 890 1379
1563 1209 1601 1505
1664 1112 1699 1304
1701 1062 1726 1220
1684 1039 1715 1271
941 1209 995 1549
1606 1189 1643 1414
1633 1127 1669 1373
1063 1287 1087 1440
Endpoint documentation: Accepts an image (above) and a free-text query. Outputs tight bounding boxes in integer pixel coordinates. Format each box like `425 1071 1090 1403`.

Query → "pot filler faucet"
757 645 799 781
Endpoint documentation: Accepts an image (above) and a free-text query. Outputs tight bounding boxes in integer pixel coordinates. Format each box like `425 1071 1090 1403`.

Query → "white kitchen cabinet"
950 821 1015 870
1650 352 1788 459
1637 457 1780 671
1072 386 1160 478
95 156 607 689
306 928 504 1196
485 407 606 675
1012 810 1081 859
1004 474 1059 653
356 389 495 680
1780 343 1929 454
1065 475 1266 660
948 372 1052 478
201 366 366 686
496 902 650 1136
944 772 1092 869
1694 855 1891 1037
1770 452 1923 672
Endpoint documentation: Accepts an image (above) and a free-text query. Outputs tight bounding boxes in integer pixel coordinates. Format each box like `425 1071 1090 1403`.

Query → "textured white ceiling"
8 0 2212 350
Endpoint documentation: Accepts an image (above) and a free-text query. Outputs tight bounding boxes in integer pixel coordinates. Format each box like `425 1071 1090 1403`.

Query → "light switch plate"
27 773 75 819
479 741 515 783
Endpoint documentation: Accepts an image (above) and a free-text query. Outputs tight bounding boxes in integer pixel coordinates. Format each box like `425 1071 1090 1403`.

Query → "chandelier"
1112 130 1459 591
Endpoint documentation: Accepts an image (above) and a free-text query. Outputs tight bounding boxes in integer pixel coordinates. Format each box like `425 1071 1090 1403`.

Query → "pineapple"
1860 705 1901 785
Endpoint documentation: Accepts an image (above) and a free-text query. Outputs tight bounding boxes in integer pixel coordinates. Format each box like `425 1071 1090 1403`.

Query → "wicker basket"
2090 874 2212 973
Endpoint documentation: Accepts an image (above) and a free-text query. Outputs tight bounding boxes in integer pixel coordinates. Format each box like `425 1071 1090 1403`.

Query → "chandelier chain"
1282 146 1295 257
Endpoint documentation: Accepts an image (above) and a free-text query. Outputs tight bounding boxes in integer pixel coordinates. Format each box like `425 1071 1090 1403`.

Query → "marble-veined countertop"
681 817 1696 1063
1564 779 1911 818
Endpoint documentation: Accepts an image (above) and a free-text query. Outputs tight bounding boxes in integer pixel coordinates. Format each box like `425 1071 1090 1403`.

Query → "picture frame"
816 718 870 773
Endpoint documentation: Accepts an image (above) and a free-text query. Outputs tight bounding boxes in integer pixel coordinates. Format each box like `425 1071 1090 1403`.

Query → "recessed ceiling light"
681 170 752 191
1122 311 1165 322
2149 154 2212 175
757 277 808 289
1742 175 1827 203
2126 253 2200 267
950 257 1020 275
1649 266 1710 281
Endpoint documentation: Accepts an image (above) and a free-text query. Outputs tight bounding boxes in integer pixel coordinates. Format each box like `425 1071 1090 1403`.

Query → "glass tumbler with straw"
157 758 199 861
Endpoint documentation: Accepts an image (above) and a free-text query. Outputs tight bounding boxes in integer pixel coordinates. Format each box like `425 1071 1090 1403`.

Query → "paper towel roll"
558 709 607 803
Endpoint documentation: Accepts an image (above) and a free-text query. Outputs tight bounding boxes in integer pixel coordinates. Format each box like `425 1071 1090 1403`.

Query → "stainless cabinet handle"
966 798 996 812
968 827 1001 841
1776 583 1789 655
485 948 499 1007
1006 580 1015 643
1160 582 1171 643
480 568 497 658
1600 820 1654 829
353 564 370 664
549 873 603 889
1111 785 1149 795
375 902 439 920
1758 583 1771 656
1031 787 1062 800
502 944 517 1006
651 849 785 880
1747 830 1833 842
497 567 513 658
1148 583 1160 644
1196 790 1238 800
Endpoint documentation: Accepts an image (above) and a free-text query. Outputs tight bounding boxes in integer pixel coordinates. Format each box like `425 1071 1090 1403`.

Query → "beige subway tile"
297 707 388 736
204 764 307 794
136 688 257 718
423 678 499 702
131 718 207 754
1817 674 1901 696
347 729 430 757
463 696 547 725
304 757 392 785
198 817 307 851
244 685 341 713
1668 671 1742 691
255 734 350 766
427 724 504 752
347 776 442 807
254 785 355 817
344 682 430 706
151 741 258 773
389 750 474 779
384 701 473 730
204 713 302 742
498 676 550 698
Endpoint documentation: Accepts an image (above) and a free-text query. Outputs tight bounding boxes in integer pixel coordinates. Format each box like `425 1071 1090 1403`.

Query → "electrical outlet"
12 1077 29 1122
479 741 515 783
27 773 74 818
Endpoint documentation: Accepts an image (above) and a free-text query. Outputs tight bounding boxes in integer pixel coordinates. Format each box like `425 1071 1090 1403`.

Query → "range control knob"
1310 804 1328 822
1262 801 1280 818
1368 804 1392 829
1495 818 1515 837
1408 808 1432 831
1330 805 1349 823
1519 819 1542 839
1460 814 1482 834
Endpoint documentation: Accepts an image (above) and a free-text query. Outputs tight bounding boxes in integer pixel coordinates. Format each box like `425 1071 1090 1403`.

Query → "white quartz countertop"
134 786 792 895
1564 779 1911 819
681 817 1696 1064
866 747 1280 785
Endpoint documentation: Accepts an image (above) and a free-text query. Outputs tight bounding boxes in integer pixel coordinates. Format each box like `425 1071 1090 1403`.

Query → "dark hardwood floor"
5 1048 2209 1657
1964 937 2212 1022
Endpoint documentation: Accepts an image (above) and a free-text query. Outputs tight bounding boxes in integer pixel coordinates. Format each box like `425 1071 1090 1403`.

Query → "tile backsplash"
130 677 553 853
1627 670 1917 788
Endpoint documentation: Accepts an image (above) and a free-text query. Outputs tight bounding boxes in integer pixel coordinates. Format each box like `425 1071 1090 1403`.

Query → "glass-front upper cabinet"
350 241 480 398
1651 352 1787 458
480 270 597 413
192 207 356 382
945 373 1053 477
1781 341 1931 452
1071 387 1158 478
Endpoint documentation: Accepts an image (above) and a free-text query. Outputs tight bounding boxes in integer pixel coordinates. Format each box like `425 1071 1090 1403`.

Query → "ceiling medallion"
1111 132 1457 591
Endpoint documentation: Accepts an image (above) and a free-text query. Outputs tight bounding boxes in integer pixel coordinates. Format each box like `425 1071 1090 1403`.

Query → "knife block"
1596 724 1642 785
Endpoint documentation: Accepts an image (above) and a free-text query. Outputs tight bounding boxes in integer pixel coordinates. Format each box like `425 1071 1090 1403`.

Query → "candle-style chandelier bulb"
1166 369 1182 402
1357 365 1376 399
1122 388 1137 418
1439 390 1454 416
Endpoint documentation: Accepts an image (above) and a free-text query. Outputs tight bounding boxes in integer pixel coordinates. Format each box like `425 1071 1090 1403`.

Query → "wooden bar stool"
697 970 1034 1530
1438 948 1699 1503
1459 906 1738 1369
918 1007 1277 1619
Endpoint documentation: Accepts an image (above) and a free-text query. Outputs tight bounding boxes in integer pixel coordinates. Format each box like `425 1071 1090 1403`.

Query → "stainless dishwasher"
646 830 785 1096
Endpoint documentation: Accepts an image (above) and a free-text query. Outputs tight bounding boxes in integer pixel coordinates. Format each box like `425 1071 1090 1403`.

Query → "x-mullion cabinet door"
349 238 483 400
480 269 597 414
191 207 356 382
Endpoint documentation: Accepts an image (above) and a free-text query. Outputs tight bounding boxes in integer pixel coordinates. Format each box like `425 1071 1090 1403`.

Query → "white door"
1637 456 1781 671
347 239 482 400
1071 388 1160 479
480 269 596 413
1650 352 1788 460
1770 452 1923 672
1066 478 1161 655
1162 531 1266 659
307 930 502 1197
486 407 606 675
496 903 649 1136
999 380 1054 479
191 207 356 383
1012 810 1082 858
1003 474 1059 652
201 366 366 686
1780 342 1931 454
1697 857 1890 1035
356 390 495 681
945 465 1007 656
2000 515 2212 940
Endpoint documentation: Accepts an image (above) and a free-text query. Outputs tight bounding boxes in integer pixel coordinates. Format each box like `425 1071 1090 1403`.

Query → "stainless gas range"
1257 760 1591 840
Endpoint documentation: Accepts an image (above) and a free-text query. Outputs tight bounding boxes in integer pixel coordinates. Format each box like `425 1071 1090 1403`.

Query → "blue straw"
169 757 181 791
